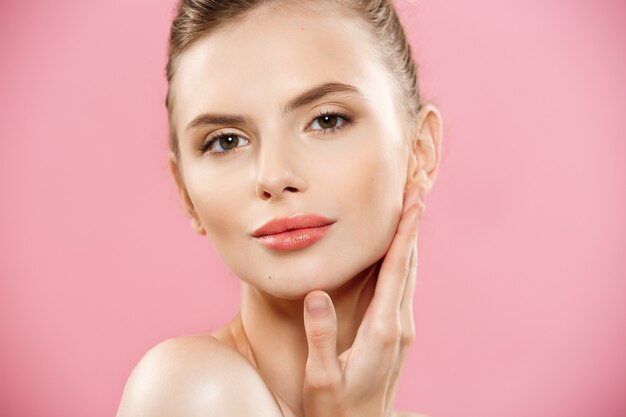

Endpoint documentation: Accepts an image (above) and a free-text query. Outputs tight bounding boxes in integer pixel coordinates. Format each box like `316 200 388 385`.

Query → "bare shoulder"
116 335 283 417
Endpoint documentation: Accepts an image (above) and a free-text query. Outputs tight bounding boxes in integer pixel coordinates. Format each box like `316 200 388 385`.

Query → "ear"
168 153 206 235
405 103 443 195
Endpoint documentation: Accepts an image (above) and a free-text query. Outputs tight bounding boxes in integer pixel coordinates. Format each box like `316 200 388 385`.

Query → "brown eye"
217 135 239 151
318 115 339 129
202 133 249 155
309 112 351 132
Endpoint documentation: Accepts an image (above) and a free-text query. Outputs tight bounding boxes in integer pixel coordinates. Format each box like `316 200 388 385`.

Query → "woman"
117 0 442 416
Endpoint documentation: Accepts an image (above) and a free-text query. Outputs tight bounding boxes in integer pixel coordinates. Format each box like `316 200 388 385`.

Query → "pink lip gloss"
254 224 333 251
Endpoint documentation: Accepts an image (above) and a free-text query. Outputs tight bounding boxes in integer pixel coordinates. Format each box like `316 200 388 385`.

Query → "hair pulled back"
165 0 421 160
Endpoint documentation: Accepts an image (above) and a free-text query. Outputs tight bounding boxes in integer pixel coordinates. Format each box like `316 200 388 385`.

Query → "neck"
238 260 381 416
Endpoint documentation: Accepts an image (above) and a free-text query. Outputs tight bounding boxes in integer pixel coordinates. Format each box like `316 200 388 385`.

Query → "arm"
116 335 284 417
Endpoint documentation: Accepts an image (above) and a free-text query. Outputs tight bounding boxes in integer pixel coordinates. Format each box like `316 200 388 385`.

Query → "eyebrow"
184 82 363 133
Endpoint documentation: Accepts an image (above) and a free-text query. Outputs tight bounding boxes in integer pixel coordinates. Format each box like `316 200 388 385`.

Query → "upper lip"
251 213 335 237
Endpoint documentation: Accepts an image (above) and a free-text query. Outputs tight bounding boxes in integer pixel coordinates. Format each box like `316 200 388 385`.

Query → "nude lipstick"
251 213 335 251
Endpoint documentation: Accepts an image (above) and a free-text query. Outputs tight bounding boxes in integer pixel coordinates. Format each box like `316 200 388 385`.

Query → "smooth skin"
117 2 441 417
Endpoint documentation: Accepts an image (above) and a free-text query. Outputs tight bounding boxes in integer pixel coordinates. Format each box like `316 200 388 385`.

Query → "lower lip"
254 224 333 251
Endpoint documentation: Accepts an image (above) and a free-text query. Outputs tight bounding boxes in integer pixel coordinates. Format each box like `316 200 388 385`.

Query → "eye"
201 132 249 155
308 111 353 133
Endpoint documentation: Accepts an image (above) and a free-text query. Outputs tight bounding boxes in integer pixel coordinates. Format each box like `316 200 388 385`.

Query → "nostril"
285 186 298 193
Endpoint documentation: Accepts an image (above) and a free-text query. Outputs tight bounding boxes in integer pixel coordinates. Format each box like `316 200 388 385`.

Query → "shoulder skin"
115 335 283 417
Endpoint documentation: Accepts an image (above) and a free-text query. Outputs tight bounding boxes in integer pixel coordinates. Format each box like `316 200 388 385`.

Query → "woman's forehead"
170 2 393 127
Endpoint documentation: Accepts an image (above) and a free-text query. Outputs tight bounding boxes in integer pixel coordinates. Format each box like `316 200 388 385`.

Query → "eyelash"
199 110 355 156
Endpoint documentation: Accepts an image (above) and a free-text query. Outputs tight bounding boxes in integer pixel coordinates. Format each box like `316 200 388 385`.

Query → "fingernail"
403 184 420 213
306 295 330 317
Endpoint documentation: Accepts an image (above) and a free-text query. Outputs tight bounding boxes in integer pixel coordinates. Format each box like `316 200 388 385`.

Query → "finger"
400 183 425 329
386 197 423 406
390 215 423 404
403 181 424 212
384 335 413 411
368 203 421 324
367 181 424 324
400 230 418 320
303 291 342 389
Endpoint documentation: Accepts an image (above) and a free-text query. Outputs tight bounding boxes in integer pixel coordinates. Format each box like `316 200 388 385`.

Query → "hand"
301 183 426 417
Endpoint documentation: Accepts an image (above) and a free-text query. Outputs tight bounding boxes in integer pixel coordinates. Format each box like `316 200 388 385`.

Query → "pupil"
319 115 337 129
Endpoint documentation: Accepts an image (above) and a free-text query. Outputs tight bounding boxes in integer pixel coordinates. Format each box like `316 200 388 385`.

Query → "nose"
255 139 306 201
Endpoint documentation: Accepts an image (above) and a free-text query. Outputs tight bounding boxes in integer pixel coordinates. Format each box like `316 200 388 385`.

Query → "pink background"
1 0 625 416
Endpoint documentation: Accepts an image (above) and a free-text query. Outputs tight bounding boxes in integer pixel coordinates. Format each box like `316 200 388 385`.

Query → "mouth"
251 213 335 251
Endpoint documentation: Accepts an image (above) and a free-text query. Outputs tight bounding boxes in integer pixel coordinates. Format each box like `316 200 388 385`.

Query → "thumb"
303 291 341 387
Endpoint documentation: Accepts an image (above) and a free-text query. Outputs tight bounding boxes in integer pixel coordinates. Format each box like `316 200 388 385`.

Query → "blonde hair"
165 0 421 160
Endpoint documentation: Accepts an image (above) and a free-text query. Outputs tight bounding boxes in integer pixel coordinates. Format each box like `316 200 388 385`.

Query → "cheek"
325 139 407 268
345 140 406 217
357 148 405 243
184 165 249 247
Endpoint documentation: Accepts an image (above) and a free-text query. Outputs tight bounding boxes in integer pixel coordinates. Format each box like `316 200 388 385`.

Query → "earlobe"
168 154 206 236
190 217 207 236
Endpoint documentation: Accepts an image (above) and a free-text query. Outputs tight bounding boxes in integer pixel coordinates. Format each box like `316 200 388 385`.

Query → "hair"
165 0 421 161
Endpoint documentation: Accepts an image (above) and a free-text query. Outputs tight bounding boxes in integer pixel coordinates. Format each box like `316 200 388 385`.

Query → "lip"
251 213 336 251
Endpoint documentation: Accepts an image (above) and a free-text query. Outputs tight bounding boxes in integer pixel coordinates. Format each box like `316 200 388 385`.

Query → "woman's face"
170 3 416 299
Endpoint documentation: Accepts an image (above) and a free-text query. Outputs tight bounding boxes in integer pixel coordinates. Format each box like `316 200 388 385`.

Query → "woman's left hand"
301 182 426 417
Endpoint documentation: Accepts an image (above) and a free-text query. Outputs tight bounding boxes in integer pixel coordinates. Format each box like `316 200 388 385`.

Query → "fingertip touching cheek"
169 2 413 299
